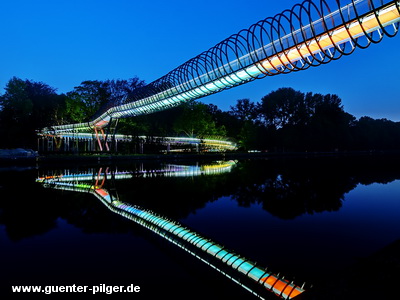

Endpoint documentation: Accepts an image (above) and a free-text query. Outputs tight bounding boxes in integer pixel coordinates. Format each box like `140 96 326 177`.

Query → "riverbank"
37 150 400 162
2 150 400 167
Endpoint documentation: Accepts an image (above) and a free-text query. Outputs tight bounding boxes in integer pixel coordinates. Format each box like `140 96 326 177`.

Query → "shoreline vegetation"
1 77 400 154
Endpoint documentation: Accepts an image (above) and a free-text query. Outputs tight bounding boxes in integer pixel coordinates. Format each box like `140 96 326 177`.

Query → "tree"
65 78 146 123
95 77 146 116
0 77 62 147
0 77 32 124
259 87 309 129
64 93 88 123
229 98 259 122
352 117 400 150
228 99 262 150
257 88 356 151
206 104 233 137
104 77 146 106
173 102 226 137
66 80 110 120
307 93 356 151
25 80 65 128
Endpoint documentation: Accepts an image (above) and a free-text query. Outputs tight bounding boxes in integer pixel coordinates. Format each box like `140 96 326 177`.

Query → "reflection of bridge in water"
39 0 400 152
37 161 306 300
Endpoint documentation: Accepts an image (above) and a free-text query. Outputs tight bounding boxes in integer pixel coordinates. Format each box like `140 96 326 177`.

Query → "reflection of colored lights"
109 201 305 299
137 161 236 177
37 163 305 300
36 162 237 184
261 276 303 299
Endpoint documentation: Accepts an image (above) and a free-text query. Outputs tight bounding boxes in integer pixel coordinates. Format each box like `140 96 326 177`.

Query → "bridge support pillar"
92 118 119 153
47 137 54 152
139 141 144 154
94 127 110 152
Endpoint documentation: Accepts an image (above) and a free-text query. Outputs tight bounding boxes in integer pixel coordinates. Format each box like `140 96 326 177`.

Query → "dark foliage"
1 77 399 152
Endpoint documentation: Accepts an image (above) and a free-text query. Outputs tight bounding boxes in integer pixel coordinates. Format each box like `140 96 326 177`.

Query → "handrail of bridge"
37 132 238 151
37 166 306 299
41 0 399 135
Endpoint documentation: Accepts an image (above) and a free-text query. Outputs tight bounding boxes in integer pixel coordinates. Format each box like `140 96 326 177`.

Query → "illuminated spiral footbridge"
105 0 398 122
40 0 399 151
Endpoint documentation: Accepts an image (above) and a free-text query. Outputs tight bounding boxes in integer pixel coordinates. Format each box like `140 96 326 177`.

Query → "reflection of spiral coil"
44 0 400 133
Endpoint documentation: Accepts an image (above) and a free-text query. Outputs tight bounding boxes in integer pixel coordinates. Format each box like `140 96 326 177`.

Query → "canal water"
0 154 399 299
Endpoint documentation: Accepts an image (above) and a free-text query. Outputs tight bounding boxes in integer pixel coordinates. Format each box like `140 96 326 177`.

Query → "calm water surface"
1 155 399 299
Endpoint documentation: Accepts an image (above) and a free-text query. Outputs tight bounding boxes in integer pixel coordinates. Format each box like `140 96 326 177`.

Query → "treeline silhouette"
1 76 399 152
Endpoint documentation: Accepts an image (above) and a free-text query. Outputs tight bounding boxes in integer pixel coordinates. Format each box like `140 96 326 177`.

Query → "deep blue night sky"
1 0 399 120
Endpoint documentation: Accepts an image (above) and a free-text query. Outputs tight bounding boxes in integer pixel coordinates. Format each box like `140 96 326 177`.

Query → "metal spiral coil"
125 0 399 106
42 0 400 133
